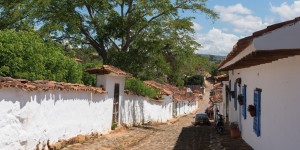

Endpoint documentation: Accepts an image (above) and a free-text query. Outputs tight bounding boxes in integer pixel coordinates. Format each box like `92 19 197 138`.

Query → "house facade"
218 17 300 150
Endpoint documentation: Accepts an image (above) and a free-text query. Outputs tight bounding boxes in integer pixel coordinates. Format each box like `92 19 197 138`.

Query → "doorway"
112 83 120 123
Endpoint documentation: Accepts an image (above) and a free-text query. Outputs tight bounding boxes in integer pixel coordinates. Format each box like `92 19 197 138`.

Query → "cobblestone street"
63 114 253 150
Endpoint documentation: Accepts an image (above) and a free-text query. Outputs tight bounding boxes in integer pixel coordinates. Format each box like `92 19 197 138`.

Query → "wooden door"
112 83 120 123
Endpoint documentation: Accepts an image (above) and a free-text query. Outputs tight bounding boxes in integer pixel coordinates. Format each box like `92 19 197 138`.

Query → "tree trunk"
95 47 108 64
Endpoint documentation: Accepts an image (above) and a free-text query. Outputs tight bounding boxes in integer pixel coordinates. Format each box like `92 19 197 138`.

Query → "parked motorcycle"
215 113 225 134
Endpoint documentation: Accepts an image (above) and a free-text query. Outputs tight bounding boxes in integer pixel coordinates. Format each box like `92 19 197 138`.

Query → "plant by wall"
125 78 161 99
111 121 118 130
0 30 82 83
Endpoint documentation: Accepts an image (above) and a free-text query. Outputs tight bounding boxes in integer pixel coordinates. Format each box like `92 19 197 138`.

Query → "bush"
184 74 204 85
125 78 161 99
111 121 118 130
0 30 82 83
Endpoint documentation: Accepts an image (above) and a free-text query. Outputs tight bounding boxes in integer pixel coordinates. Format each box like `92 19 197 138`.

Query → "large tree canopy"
0 0 219 86
1 0 217 64
0 30 82 83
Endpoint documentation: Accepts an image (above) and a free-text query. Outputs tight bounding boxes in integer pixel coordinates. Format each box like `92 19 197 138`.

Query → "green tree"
184 74 204 86
0 30 82 83
8 0 218 64
0 0 34 31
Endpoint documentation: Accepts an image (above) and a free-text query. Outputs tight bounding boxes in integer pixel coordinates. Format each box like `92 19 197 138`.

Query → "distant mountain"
199 54 225 62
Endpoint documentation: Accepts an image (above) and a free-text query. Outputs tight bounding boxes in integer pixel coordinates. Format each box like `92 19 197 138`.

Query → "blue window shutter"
234 81 237 111
253 89 261 137
242 85 247 119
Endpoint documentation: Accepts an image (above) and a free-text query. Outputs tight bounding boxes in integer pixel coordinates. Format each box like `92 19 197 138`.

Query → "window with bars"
242 85 247 119
253 88 262 137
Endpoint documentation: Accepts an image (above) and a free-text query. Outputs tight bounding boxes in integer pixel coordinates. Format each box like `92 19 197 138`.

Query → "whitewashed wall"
220 81 229 118
254 21 300 50
0 88 111 150
96 74 125 123
175 100 198 116
228 55 300 150
120 95 173 125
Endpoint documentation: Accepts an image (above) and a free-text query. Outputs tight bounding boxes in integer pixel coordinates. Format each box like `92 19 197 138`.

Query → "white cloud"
192 22 203 31
215 4 252 15
270 1 300 21
214 4 269 35
194 28 239 56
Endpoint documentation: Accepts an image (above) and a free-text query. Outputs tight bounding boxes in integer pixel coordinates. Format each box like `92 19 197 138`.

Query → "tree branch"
121 0 124 17
128 12 166 46
84 1 95 20
109 37 121 51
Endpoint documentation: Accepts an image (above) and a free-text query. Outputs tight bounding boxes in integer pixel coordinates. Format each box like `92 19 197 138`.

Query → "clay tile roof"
144 81 197 102
74 58 83 62
0 76 106 94
218 16 300 70
213 83 222 88
144 80 173 95
214 74 229 81
210 93 223 103
85 65 132 77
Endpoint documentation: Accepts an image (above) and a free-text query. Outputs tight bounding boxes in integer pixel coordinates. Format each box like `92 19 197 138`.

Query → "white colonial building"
219 17 300 150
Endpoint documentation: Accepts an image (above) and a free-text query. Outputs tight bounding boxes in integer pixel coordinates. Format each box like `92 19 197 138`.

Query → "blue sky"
187 0 300 56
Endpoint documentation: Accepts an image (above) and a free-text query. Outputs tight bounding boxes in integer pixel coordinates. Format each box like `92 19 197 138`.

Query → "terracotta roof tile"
185 85 204 94
144 80 197 102
143 81 173 95
0 76 106 94
213 83 222 88
214 74 228 80
74 58 83 62
85 65 132 77
210 93 222 103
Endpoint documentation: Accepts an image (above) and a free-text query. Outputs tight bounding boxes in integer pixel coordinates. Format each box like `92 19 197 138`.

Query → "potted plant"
238 94 243 105
247 105 256 117
229 122 241 138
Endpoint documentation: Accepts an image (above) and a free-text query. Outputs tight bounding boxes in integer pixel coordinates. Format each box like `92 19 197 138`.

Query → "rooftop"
0 76 106 94
86 65 132 77
144 80 197 102
218 16 300 71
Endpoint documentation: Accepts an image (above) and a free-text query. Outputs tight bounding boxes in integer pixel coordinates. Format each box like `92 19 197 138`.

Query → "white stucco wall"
97 74 125 99
121 95 173 125
227 55 300 150
220 81 229 120
175 100 198 116
0 88 112 150
254 21 300 50
96 74 125 123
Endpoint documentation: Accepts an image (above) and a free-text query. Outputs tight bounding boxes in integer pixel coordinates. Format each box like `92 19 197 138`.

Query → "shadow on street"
174 125 213 150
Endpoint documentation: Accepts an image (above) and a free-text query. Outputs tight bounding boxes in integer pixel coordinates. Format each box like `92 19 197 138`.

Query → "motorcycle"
215 113 225 134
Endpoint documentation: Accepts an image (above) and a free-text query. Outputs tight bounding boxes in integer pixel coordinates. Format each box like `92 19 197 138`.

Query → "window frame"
253 88 262 137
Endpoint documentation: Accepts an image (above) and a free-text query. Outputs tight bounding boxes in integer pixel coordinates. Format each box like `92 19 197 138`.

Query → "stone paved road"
63 114 253 150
